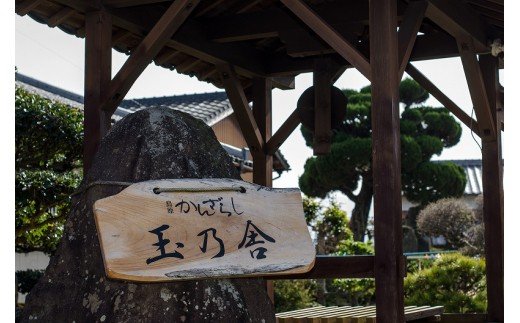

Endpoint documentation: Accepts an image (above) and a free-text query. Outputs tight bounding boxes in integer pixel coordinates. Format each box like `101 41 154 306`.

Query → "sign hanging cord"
71 181 246 197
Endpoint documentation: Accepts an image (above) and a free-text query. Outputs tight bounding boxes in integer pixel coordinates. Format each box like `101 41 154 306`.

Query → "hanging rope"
71 181 133 197
152 186 246 194
71 181 246 197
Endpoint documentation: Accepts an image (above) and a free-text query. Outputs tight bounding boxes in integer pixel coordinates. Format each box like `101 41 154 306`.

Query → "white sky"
4 6 520 320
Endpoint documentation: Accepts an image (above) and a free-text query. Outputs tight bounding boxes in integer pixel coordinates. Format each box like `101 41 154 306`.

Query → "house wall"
211 115 255 183
211 115 248 150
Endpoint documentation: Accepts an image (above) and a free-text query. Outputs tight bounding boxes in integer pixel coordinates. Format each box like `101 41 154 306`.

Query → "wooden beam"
15 0 44 16
269 256 375 279
84 9 112 173
398 1 428 80
426 0 489 52
280 0 371 80
313 57 338 155
266 108 301 155
269 256 407 279
109 11 295 88
457 36 496 140
405 64 480 136
438 314 488 323
370 0 404 322
111 29 133 45
266 30 464 77
102 0 200 115
251 78 274 304
218 65 264 154
47 7 76 27
47 0 100 12
206 2 375 44
252 78 274 186
479 54 503 323
104 0 172 7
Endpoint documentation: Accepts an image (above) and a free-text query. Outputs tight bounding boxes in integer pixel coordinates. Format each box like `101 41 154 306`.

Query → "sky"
5 6 520 320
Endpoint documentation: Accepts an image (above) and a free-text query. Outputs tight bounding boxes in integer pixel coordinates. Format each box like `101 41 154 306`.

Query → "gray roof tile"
118 92 232 126
15 72 290 172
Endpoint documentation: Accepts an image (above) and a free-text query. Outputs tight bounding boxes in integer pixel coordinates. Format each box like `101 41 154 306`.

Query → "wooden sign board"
93 179 315 282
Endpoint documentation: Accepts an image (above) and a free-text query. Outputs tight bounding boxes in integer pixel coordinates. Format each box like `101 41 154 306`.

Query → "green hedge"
16 269 44 294
404 253 486 313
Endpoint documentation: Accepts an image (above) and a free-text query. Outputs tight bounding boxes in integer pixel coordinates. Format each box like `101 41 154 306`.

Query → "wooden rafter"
47 7 76 27
217 64 264 154
175 57 200 73
48 0 101 12
266 29 461 76
104 0 173 8
101 0 200 115
111 29 133 45
265 107 300 155
397 1 428 80
16 0 44 16
426 0 489 52
154 49 181 65
457 36 495 140
405 63 480 136
110 10 294 90
206 2 379 44
280 0 371 80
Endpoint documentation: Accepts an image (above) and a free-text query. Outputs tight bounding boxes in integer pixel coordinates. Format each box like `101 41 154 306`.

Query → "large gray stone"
21 107 275 322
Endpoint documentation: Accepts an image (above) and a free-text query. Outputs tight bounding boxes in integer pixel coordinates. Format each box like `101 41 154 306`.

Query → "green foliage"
406 257 436 274
16 269 44 294
16 87 83 170
274 280 318 313
15 87 83 253
330 239 375 306
303 197 352 254
399 77 429 108
299 78 465 241
328 278 375 306
336 239 373 256
403 162 467 205
404 254 487 313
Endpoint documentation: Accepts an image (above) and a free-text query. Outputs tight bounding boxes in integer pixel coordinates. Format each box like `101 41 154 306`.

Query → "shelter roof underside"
17 0 503 91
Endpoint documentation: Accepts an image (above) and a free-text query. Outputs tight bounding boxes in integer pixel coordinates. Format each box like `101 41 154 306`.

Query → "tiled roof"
117 92 232 126
15 73 84 110
15 73 290 172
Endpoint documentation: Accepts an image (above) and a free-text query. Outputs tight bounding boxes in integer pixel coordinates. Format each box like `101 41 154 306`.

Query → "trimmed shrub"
404 253 486 313
417 198 475 249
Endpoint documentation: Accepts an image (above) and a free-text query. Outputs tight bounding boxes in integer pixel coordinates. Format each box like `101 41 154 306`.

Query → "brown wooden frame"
18 0 503 320
101 0 200 115
83 8 112 172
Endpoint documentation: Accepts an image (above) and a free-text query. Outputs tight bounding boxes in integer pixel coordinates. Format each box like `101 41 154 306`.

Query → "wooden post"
84 9 112 173
369 0 405 322
252 77 274 302
252 77 273 187
313 58 332 155
479 54 504 323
